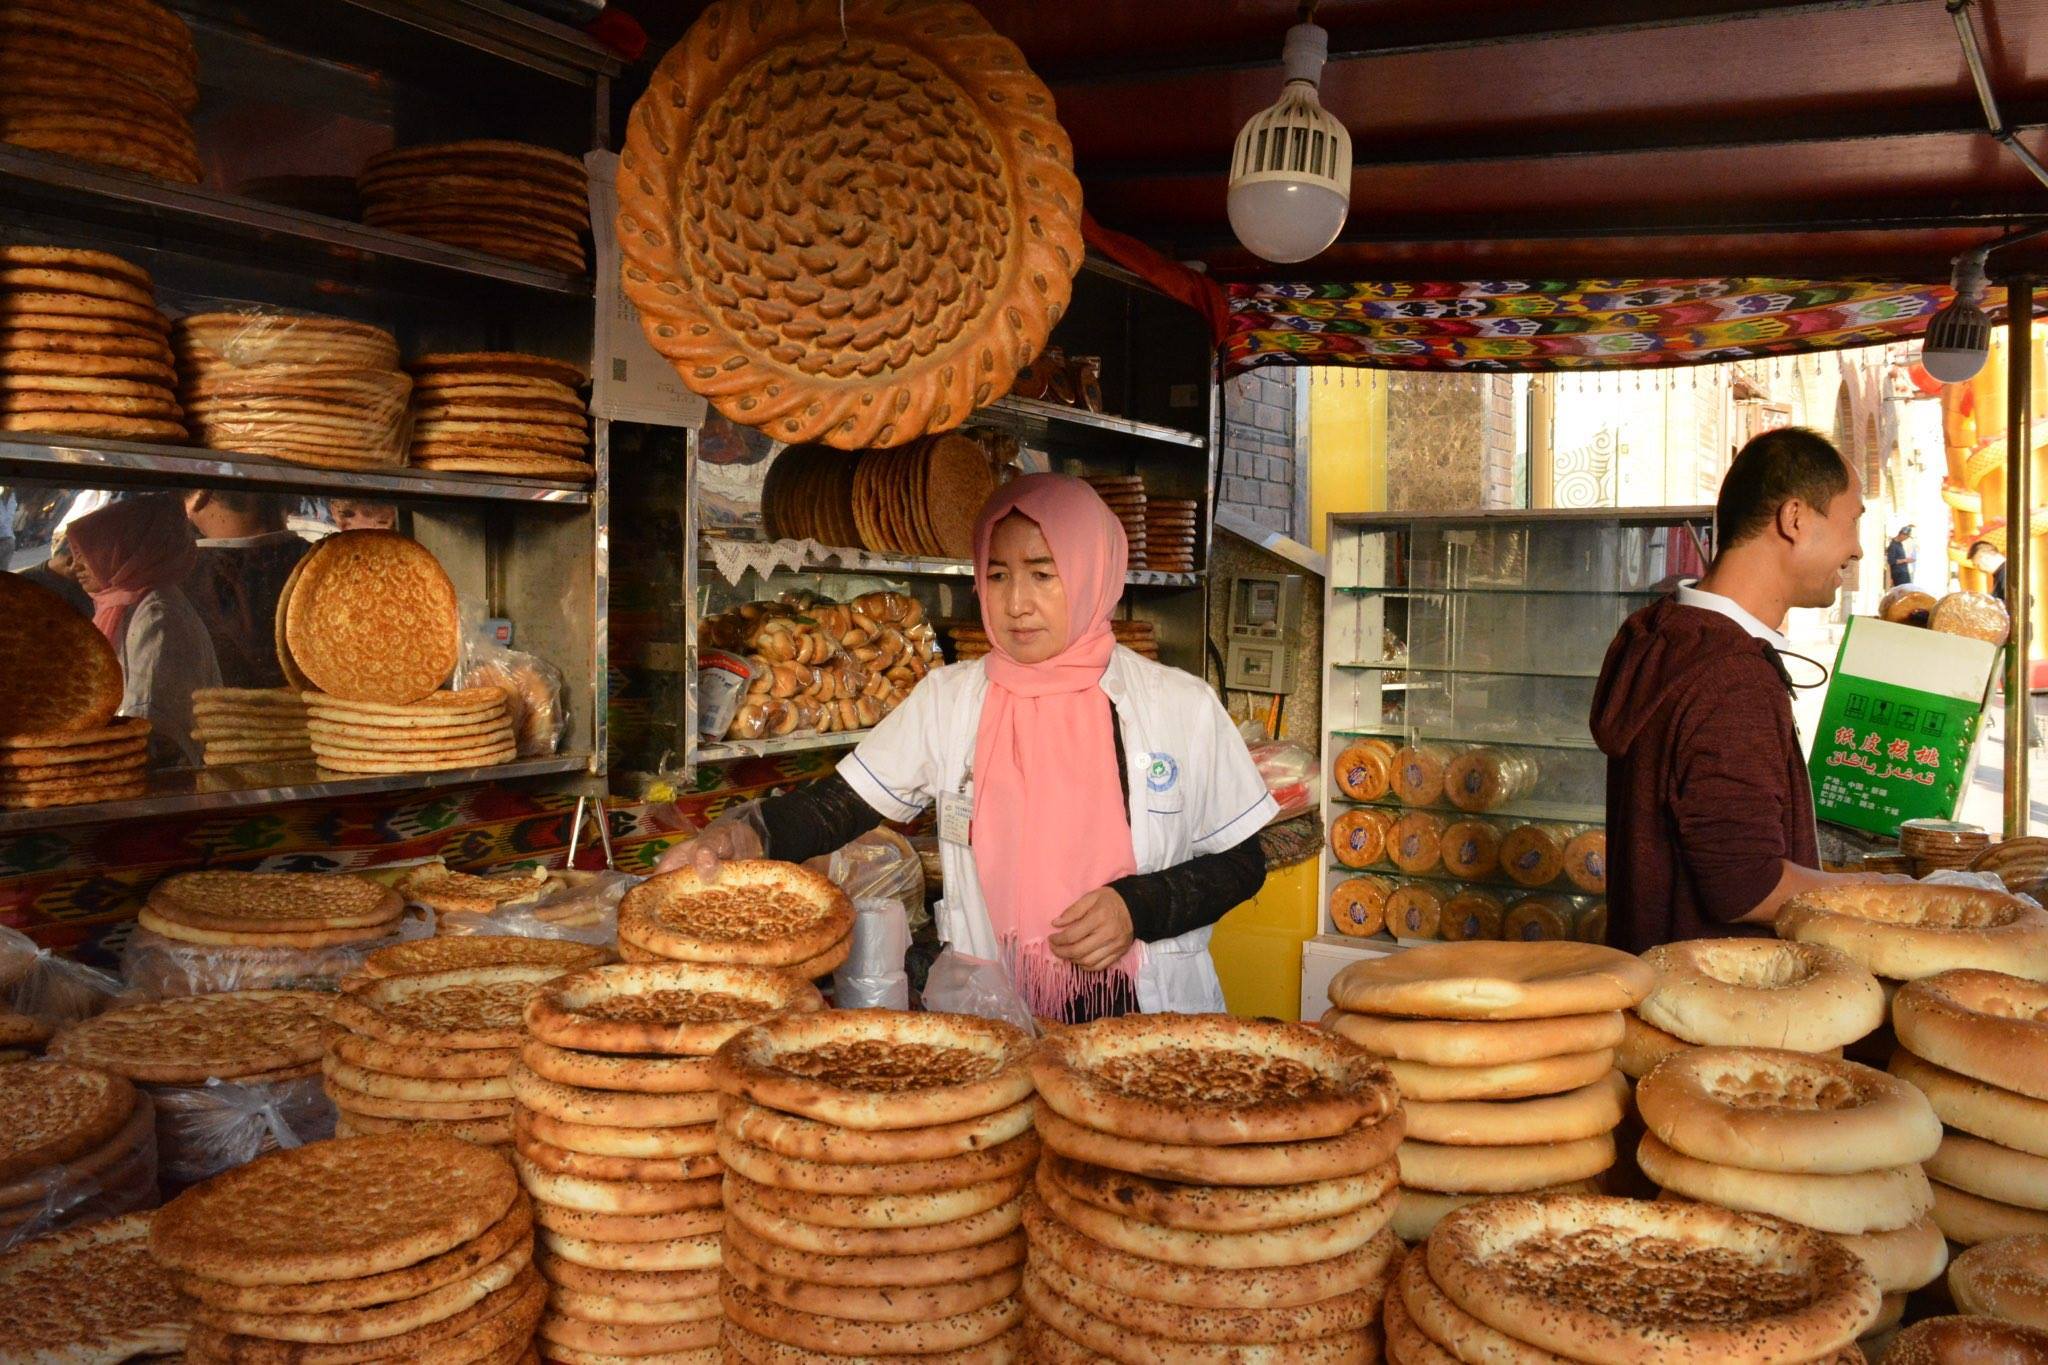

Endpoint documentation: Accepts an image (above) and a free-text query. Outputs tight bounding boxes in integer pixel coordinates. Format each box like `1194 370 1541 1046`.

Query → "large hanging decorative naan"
617 0 1083 449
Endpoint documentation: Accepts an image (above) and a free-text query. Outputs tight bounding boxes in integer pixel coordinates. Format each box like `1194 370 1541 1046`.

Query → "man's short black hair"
1968 539 1996 557
1716 427 1854 549
1897 525 1915 537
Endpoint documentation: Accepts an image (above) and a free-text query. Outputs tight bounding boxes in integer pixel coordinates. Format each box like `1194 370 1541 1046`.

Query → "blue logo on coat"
1146 753 1180 793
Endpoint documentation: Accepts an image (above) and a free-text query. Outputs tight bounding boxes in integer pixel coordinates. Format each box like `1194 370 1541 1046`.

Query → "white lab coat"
838 647 1277 1014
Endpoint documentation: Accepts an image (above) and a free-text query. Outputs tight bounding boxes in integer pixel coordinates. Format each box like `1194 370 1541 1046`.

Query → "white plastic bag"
921 949 1036 1035
147 1073 333 1192
0 925 126 1026
0 1093 159 1252
434 869 637 947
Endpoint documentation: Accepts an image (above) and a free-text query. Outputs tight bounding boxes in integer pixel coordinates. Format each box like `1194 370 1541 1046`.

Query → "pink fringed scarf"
969 474 1140 1017
65 495 199 646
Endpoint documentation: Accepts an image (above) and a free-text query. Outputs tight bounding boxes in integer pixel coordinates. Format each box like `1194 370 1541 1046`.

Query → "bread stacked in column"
326 964 571 1149
1776 884 2048 991
151 1133 543 1361
1634 1047 1944 1339
509 962 822 1362
1383 1194 1879 1365
617 862 854 982
1025 1014 1403 1363
1323 941 1653 1242
713 1009 1035 1361
1892 969 2048 1245
0 1061 155 1249
1620 938 1884 1080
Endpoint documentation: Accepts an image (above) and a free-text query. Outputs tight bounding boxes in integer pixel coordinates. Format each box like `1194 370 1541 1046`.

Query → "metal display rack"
0 0 621 832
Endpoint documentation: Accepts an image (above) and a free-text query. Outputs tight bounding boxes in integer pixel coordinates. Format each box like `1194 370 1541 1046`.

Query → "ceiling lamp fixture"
1922 248 1993 384
1227 4 1352 264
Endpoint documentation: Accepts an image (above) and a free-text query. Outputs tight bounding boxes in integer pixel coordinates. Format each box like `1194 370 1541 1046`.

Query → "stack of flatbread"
1620 937 1884 1079
190 686 310 767
761 433 1005 560
0 1011 49 1062
1 245 184 444
399 860 550 921
138 869 404 955
617 861 855 980
47 990 339 1187
404 351 592 479
713 1008 1036 1361
357 140 589 274
1024 1014 1402 1362
151 1133 545 1360
307 689 518 775
1323 941 1654 1242
0 1211 189 1359
0 1061 156 1250
1144 497 1198 573
0 0 199 181
1891 969 2048 1248
947 619 1159 664
1776 883 2048 987
325 964 572 1149
1635 1046 1943 1344
511 962 822 1360
173 310 411 471
1385 1194 1878 1364
341 936 609 994
1084 474 1146 564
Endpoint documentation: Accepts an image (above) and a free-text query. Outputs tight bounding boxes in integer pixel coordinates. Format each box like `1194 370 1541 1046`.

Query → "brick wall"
1219 369 1302 537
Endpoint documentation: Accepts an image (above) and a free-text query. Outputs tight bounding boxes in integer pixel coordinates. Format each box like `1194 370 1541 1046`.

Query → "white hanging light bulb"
1922 249 1992 384
1227 12 1352 264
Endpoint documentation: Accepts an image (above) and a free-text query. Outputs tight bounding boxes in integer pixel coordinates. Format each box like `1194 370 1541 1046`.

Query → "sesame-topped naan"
526 962 822 1057
0 1061 136 1183
47 990 336 1083
0 572 123 737
0 1212 187 1362
330 965 573 1050
618 861 853 969
715 1009 1031 1131
146 869 401 934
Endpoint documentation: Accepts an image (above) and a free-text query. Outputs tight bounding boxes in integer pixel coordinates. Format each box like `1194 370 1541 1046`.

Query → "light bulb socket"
1280 21 1329 86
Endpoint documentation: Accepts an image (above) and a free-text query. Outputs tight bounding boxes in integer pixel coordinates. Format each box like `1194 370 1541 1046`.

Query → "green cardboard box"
1809 617 2001 835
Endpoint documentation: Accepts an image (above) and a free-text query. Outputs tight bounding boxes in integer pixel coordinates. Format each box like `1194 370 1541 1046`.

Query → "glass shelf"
699 537 1200 589
1335 585 1666 598
695 730 868 766
1331 794 1607 825
1334 663 1603 681
1325 863 1605 903
1332 728 1601 753
979 395 1205 451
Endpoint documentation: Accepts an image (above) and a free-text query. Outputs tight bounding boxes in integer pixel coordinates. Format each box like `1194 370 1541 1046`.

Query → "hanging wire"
838 0 849 44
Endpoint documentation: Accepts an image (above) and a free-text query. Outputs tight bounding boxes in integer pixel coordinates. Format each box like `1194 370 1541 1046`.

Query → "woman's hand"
1048 887 1134 972
652 818 764 882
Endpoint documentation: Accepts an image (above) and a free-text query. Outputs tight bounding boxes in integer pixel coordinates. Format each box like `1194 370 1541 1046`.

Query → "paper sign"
585 150 709 429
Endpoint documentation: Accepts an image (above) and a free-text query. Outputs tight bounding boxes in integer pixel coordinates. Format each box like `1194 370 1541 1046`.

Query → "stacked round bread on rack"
405 350 592 480
1324 941 1652 1241
0 1061 155 1250
2 564 148 807
948 619 1159 663
358 140 589 273
617 861 854 980
139 869 403 955
1635 1046 1945 1335
1384 1193 1879 1365
1776 883 2048 983
1084 474 1147 565
1334 738 1398 803
190 686 310 767
1891 969 2048 1245
715 1009 1035 1361
0 1211 190 1360
307 689 517 775
0 0 199 181
1143 498 1198 573
341 934 609 992
1026 1014 1402 1362
153 1133 544 1360
0 245 185 442
512 962 821 1362
47 989 338 1186
1620 937 1885 1079
326 964 571 1148
173 310 412 470
1950 1234 2048 1329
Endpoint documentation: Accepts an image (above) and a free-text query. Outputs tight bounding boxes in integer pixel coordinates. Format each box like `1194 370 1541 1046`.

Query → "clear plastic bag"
119 914 431 998
434 869 637 947
457 627 568 757
809 835 917 1010
0 925 126 1027
0 1093 159 1253
1918 867 2043 907
921 949 1036 1036
1249 739 1318 823
147 1072 333 1192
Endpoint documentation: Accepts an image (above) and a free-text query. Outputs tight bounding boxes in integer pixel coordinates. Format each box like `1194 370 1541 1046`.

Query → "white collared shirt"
1676 580 1789 650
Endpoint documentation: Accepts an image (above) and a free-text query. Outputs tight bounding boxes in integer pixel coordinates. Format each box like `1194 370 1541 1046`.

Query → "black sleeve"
1110 834 1268 944
758 773 886 864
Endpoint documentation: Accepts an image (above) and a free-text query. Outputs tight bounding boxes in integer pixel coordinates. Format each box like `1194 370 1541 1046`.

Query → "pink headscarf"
65 496 198 645
970 474 1140 1016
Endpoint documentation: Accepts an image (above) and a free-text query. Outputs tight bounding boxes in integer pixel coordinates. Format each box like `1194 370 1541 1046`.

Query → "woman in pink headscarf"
663 474 1275 1021
65 495 223 767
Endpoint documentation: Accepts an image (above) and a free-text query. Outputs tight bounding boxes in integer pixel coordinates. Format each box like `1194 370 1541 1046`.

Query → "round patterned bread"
352 936 608 984
1635 1046 1940 1175
1402 1071 1629 1147
0 571 124 736
1893 969 2048 1100
1636 1132 1933 1234
282 529 460 705
525 961 822 1057
1039 1150 1395 1235
0 1060 136 1183
47 990 336 1083
713 1008 1031 1130
1776 884 2048 981
1890 1050 2048 1157
1424 1194 1880 1363
720 1097 1034 1166
1320 1007 1624 1068
1637 939 1884 1052
618 861 854 968
1950 1234 2048 1330
146 869 401 933
1328 940 1655 1020
331 964 573 1050
1032 1104 1402 1188
1882 1315 2048 1365
616 0 1082 449
150 1133 517 1286
0 1211 188 1362
1030 1012 1398 1146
